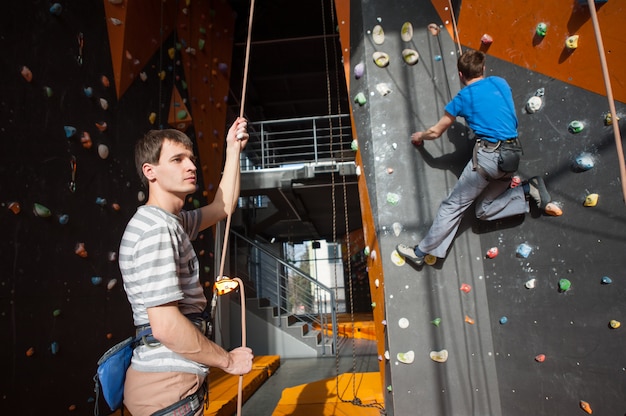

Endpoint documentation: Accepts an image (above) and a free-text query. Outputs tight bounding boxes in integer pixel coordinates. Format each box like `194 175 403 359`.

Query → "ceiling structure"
227 0 361 243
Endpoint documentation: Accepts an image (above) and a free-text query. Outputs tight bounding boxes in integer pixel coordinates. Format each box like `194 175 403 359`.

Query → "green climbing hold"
354 92 367 106
536 22 547 37
568 120 584 134
559 278 571 292
33 203 52 218
350 139 358 151
177 110 188 120
386 193 400 205
431 318 441 327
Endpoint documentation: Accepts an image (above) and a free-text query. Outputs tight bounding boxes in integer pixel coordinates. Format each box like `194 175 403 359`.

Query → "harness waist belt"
136 314 209 347
150 383 206 416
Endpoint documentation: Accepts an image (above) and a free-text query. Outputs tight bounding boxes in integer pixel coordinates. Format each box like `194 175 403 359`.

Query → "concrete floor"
242 337 381 415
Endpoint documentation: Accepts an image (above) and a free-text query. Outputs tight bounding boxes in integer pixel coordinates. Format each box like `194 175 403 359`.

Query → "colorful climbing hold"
402 49 419 65
50 3 62 16
26 347 35 357
604 112 619 126
480 34 493 45
401 22 413 42
568 120 584 134
525 278 537 289
8 202 21 214
98 144 110 159
609 320 621 329
583 193 599 207
372 25 384 45
58 214 69 225
354 62 364 79
95 197 107 207
149 112 157 124
44 86 53 98
460 283 472 293
33 203 52 218
601 276 612 285
107 279 118 290
536 22 548 37
397 350 415 364
373 52 390 68
386 192 400 205
499 316 508 325
91 276 103 286
100 98 109 110
516 243 532 258
21 66 33 82
64 126 77 138
354 92 367 106
574 152 595 171
428 23 440 36
535 353 546 362
424 254 437 266
510 175 521 188
464 315 475 325
545 202 563 217
75 242 88 258
579 400 592 414
486 247 499 259
95 121 108 132
431 318 441 327
80 131 92 149
398 318 410 329
565 35 579 50
559 278 571 292
51 341 60 355
387 385 392 392
429 349 448 363
53 309 61 317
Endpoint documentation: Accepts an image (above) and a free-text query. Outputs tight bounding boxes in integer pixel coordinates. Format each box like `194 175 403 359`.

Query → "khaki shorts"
124 366 205 416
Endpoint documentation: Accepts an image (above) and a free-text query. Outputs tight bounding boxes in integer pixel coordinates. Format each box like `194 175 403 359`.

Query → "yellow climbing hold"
430 349 448 363
609 320 621 329
424 254 437 265
583 193 598 207
566 35 579 50
373 52 389 68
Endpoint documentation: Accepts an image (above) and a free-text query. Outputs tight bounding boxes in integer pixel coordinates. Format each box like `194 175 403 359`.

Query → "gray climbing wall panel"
350 1 626 415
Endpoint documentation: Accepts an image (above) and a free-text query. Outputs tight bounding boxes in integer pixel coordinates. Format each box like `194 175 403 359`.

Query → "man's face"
150 139 197 196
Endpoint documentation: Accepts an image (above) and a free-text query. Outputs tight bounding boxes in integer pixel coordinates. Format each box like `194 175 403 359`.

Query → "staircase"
223 230 339 358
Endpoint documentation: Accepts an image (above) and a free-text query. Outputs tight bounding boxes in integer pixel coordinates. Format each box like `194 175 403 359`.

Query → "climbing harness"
150 382 207 416
323 0 386 413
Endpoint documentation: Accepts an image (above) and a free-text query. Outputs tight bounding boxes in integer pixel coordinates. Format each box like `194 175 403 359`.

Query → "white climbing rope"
447 0 462 55
586 0 626 204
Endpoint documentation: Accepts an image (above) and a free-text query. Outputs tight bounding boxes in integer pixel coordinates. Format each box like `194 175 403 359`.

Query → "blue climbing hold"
91 276 103 286
601 276 613 285
499 316 508 325
516 243 532 258
64 126 77 138
50 3 62 16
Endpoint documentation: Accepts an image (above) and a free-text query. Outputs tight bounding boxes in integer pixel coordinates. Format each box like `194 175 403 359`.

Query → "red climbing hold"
535 354 546 362
486 247 498 259
481 34 493 45
460 283 472 293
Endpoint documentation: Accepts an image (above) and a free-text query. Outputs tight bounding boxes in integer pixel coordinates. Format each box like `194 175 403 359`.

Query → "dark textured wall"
0 2 216 414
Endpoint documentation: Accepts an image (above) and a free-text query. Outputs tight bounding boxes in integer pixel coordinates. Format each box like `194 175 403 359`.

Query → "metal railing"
240 114 354 171
229 230 338 355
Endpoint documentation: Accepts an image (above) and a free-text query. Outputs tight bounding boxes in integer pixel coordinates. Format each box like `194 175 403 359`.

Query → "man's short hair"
135 129 194 187
458 50 486 80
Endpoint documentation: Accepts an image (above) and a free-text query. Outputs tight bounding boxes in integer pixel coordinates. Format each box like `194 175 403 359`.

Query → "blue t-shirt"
444 76 518 142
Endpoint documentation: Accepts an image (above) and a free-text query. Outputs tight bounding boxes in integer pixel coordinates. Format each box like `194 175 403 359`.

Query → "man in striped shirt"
119 117 253 416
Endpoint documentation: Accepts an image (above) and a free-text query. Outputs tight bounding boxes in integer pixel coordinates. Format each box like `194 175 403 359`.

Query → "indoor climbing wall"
345 0 626 415
0 1 236 414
